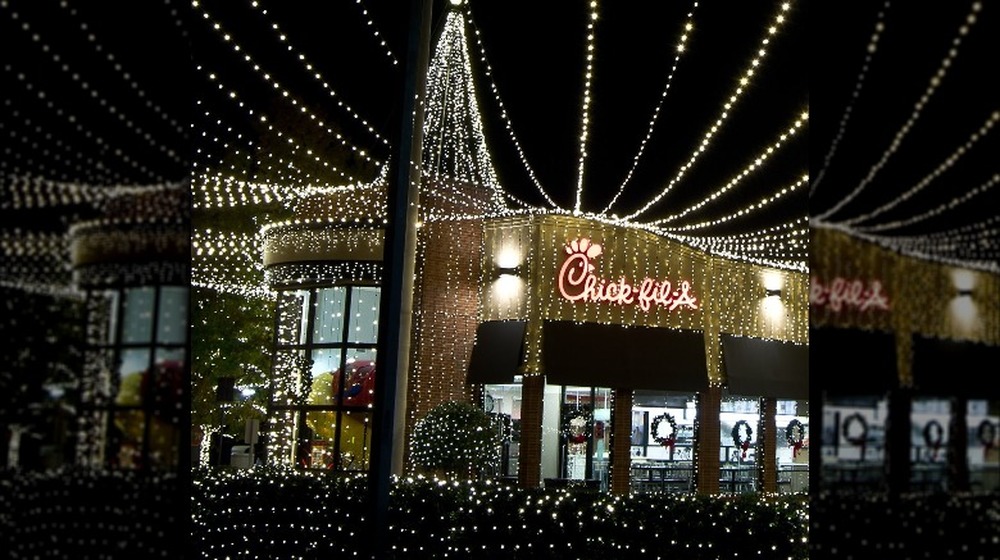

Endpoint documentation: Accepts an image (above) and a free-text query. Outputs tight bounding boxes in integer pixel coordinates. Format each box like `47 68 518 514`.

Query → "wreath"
561 407 592 445
731 420 753 459
650 413 678 450
841 412 868 459
785 419 805 458
977 419 997 450
923 419 944 461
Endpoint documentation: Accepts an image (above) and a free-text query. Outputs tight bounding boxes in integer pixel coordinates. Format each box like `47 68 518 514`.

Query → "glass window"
116 349 150 405
968 399 999 492
631 391 697 494
271 285 380 472
156 286 187 344
720 397 760 494
309 348 342 405
313 287 347 344
348 286 380 343
88 285 188 470
776 399 809 494
910 398 949 493
109 410 145 469
341 349 376 407
821 395 888 492
121 287 155 343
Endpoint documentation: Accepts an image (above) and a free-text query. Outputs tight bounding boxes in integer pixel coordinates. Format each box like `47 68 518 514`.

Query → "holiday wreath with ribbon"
651 413 678 452
923 419 944 461
561 407 592 445
731 420 753 459
785 419 805 458
841 412 869 459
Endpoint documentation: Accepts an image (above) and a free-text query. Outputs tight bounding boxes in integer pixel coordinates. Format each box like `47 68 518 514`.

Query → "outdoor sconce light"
957 288 973 298
496 265 521 278
765 288 782 297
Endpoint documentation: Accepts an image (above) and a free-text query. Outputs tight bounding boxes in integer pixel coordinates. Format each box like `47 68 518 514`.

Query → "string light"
422 9 506 211
351 0 399 66
55 0 188 138
194 173 291 210
198 65 359 183
2 175 183 210
1 8 186 167
573 0 600 214
621 0 797 220
188 470 809 558
809 0 891 196
600 1 700 215
191 103 335 195
2 63 165 182
659 173 809 233
239 0 390 147
0 108 125 185
650 108 808 225
839 110 999 227
467 14 559 208
193 3 381 165
675 218 810 270
192 228 268 298
814 1 984 221
853 172 999 233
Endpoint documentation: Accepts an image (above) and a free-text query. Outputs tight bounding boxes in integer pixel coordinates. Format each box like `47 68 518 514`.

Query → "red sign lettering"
557 238 699 312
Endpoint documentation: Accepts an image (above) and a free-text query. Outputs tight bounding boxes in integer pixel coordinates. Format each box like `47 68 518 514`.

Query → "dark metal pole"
367 0 433 557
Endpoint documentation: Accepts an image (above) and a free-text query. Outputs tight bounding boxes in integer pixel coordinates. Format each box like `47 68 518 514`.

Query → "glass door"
559 386 611 490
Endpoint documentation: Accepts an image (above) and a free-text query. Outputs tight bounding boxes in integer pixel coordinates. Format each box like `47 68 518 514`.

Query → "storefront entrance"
556 386 611 490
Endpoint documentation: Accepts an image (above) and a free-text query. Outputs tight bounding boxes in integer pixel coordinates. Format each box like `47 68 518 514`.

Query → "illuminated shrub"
410 400 501 477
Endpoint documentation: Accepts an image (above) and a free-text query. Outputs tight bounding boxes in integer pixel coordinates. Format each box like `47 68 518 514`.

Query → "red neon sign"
810 276 890 312
557 238 699 312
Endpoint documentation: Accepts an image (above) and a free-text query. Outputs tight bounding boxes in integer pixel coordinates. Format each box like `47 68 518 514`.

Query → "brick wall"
404 180 489 471
609 388 633 495
696 387 722 494
518 375 545 488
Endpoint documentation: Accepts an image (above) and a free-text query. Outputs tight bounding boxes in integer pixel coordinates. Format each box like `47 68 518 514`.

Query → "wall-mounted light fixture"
496 265 521 278
956 288 973 298
765 288 782 297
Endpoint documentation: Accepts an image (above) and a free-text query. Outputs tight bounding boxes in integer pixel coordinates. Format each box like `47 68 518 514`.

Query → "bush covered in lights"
191 466 809 559
811 490 1000 558
409 399 501 477
0 467 184 558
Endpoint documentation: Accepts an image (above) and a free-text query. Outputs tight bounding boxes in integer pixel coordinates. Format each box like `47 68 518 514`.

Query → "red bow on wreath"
792 441 803 458
740 440 750 460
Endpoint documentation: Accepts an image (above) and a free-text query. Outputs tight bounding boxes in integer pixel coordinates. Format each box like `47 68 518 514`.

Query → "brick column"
609 388 633 496
947 396 970 492
518 374 545 488
886 387 912 496
696 386 722 495
760 398 778 493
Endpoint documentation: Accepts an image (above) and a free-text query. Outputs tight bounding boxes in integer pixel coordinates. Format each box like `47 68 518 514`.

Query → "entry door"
560 386 611 488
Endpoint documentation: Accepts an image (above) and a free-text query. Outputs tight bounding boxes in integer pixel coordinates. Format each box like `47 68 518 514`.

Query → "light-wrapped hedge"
192 466 808 559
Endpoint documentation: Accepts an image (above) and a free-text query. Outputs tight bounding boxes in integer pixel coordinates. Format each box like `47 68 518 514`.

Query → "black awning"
721 334 808 400
912 336 1000 398
467 320 527 385
542 321 708 391
809 326 898 395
